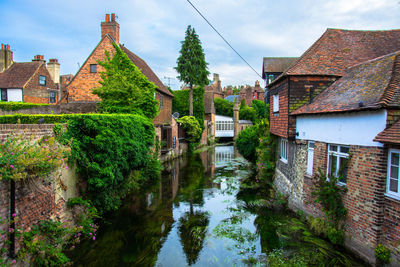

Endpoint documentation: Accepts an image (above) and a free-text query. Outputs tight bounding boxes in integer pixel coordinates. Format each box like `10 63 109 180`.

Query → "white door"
307 141 315 175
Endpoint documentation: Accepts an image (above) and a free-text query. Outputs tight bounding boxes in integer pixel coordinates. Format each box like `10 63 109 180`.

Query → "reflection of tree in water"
175 153 211 265
178 210 210 266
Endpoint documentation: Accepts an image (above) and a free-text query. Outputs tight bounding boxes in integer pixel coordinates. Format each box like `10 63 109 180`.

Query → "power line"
186 0 262 79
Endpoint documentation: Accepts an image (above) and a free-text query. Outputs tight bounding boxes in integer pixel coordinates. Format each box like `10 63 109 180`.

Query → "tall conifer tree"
175 25 209 116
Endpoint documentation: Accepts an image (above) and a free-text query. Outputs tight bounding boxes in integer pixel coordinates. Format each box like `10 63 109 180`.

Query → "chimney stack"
0 43 13 72
101 13 120 44
32 55 46 62
47 58 60 84
213 73 220 83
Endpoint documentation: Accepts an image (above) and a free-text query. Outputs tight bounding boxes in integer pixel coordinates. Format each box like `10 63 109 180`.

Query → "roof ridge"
378 53 400 107
346 50 400 70
326 28 400 32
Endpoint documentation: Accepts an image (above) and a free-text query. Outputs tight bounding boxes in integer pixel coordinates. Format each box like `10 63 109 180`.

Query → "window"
273 94 279 113
49 91 56 103
268 74 274 84
159 95 164 109
387 149 400 199
307 141 315 175
173 136 176 149
90 64 97 73
327 144 349 184
280 138 288 163
39 75 46 86
1 89 7 101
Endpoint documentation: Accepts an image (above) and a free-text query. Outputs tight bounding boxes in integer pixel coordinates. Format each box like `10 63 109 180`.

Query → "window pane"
329 145 338 152
338 157 348 183
390 178 398 193
390 166 399 179
340 146 350 154
391 153 399 166
328 154 337 176
309 141 315 149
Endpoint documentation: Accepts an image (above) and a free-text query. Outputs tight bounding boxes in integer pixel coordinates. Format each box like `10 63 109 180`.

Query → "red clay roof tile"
374 119 400 144
0 62 42 88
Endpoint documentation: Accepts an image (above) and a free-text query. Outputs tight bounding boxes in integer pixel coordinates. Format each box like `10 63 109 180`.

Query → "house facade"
66 14 178 156
0 46 59 104
268 28 400 264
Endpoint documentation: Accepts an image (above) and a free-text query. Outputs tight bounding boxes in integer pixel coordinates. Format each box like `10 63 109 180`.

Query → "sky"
1 0 399 90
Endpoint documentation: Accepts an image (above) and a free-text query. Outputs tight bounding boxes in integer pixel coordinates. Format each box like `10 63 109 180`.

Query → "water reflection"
72 145 364 267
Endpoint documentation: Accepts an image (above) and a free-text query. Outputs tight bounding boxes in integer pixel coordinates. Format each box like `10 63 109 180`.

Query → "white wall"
7 89 23 102
296 110 387 147
215 115 234 137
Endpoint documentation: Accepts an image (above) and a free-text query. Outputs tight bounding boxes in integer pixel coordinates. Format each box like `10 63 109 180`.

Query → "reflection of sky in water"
155 146 257 267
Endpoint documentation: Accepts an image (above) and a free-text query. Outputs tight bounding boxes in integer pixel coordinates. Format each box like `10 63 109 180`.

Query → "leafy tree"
175 25 209 116
235 125 259 162
93 43 159 119
178 116 202 150
171 87 205 131
251 100 268 121
214 98 234 117
239 105 258 123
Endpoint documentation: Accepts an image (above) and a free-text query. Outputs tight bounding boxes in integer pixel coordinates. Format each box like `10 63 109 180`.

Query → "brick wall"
269 77 289 138
67 36 114 102
23 63 58 104
0 124 55 143
386 109 400 127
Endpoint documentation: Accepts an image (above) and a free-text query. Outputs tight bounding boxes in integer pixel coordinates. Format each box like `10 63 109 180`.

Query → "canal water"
72 145 365 267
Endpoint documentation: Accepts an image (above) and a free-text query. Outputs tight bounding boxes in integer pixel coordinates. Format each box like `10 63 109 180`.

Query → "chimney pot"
6 45 10 50
111 13 115 21
105 14 110 22
1 44 3 50
49 58 58 63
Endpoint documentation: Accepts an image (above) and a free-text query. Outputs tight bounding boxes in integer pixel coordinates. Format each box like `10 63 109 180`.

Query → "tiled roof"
262 57 298 77
120 45 174 97
270 28 400 85
374 120 400 144
0 62 42 88
292 51 400 115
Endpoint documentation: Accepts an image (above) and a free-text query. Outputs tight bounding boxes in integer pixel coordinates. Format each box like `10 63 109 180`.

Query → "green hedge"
63 114 159 214
171 87 205 130
0 102 50 111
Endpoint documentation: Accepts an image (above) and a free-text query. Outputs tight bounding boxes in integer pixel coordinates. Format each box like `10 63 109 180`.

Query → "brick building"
267 28 400 264
66 14 178 156
0 44 60 104
223 81 265 106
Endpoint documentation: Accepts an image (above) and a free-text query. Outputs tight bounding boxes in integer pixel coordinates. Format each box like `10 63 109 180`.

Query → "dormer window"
90 64 97 73
268 74 275 84
39 75 46 86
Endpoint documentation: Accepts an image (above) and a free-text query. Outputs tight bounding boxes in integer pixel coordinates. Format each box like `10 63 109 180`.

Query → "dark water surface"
72 145 365 267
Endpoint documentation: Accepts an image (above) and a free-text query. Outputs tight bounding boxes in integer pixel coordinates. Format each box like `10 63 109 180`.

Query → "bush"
235 125 259 162
63 114 159 214
0 102 49 111
0 114 71 124
239 105 258 124
251 100 268 121
178 116 202 149
375 244 391 263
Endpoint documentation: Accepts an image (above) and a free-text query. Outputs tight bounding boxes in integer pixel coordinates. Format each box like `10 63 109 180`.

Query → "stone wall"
0 124 55 143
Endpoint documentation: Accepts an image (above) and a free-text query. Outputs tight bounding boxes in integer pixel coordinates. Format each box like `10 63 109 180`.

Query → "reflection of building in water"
214 146 234 168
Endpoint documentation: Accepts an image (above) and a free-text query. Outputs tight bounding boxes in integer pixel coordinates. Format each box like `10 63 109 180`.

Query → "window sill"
279 158 288 164
385 193 400 203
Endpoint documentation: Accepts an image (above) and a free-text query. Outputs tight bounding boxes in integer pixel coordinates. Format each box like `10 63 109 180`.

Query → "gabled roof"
0 62 42 88
262 57 298 77
292 51 400 115
269 28 400 86
374 119 400 144
120 45 174 97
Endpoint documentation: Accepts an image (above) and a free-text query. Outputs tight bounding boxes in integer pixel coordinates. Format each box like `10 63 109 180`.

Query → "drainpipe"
9 180 15 258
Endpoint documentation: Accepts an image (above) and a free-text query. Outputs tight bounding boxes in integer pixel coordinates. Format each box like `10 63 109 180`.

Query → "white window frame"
387 149 400 200
273 94 279 113
307 141 315 175
327 144 350 185
280 138 288 163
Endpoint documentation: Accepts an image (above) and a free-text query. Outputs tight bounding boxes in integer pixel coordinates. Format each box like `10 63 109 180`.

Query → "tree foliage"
178 116 202 148
93 43 159 119
175 25 209 115
251 100 268 121
235 125 259 162
171 87 205 131
214 98 234 117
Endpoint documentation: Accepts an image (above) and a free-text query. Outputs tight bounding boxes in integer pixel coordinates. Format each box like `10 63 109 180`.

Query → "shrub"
0 102 49 111
0 114 71 124
251 100 268 121
375 244 391 263
178 116 202 149
239 105 258 124
0 135 70 181
235 125 259 162
63 114 158 214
